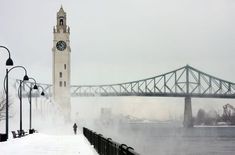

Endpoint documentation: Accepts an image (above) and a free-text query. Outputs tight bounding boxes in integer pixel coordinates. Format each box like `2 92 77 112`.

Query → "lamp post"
17 77 41 134
4 66 29 139
27 78 38 132
38 85 45 96
0 46 14 66
17 79 32 134
29 85 45 134
0 46 14 141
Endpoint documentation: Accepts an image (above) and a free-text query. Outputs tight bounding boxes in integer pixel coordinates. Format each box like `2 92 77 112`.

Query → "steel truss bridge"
71 65 235 98
17 65 235 98
16 65 235 127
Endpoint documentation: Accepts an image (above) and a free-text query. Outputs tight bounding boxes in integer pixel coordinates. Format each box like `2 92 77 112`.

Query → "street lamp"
38 86 45 96
4 66 28 139
0 45 14 141
29 85 45 134
27 78 38 133
17 77 38 135
0 46 14 66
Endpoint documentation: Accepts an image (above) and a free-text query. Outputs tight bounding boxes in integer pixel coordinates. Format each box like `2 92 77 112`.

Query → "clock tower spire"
52 6 71 121
55 6 68 33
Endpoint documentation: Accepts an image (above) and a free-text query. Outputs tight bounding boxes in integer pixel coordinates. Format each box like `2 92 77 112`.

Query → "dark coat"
73 123 77 130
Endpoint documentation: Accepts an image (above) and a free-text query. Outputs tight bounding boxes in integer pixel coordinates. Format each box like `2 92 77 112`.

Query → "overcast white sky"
1 0 235 119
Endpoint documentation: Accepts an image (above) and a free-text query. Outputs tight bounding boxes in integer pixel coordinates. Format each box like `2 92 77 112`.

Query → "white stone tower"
52 6 71 120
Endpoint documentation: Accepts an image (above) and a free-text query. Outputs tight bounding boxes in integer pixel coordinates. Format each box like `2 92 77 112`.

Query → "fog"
0 89 235 154
1 0 235 154
1 0 235 119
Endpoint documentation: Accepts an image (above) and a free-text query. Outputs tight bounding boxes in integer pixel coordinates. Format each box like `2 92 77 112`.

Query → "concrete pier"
183 96 193 128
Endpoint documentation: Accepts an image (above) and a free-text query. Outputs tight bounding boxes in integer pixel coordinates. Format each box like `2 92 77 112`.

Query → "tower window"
60 19 64 25
64 64 66 70
64 81 66 87
59 81 62 87
59 72 62 78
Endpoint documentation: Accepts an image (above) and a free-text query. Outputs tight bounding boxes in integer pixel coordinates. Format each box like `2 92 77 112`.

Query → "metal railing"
83 127 140 155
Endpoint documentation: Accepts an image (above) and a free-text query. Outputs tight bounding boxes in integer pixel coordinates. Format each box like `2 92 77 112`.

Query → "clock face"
56 40 67 51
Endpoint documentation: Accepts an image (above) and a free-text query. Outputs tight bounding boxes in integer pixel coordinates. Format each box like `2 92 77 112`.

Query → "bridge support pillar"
183 96 193 128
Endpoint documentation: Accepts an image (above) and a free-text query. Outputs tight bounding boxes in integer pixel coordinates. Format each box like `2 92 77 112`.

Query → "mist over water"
90 123 235 155
69 97 235 155
1 93 235 155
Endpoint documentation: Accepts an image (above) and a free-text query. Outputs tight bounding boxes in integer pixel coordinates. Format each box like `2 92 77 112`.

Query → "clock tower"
52 6 71 120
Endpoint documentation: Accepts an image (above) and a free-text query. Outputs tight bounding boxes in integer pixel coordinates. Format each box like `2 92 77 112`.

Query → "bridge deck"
18 65 235 98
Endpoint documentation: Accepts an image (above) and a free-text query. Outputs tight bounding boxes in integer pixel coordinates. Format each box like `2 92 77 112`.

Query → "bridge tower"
52 6 71 120
183 96 193 127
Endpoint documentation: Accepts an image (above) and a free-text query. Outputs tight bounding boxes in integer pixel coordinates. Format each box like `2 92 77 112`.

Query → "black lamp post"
29 85 45 134
17 78 35 135
0 46 13 141
27 78 38 132
0 46 14 66
4 66 28 139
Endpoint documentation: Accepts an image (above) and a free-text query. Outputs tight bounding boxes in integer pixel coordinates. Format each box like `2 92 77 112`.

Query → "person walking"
73 123 78 135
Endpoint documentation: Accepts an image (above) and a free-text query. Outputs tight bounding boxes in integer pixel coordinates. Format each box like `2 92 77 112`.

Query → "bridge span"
16 65 235 127
71 65 235 98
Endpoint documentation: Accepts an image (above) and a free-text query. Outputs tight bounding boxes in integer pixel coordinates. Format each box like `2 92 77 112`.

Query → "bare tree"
0 92 6 121
0 91 13 122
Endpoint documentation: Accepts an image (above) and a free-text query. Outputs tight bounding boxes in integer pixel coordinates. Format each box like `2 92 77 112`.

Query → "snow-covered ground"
0 133 98 155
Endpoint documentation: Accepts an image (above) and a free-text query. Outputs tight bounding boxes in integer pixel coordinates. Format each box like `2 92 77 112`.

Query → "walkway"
0 133 98 155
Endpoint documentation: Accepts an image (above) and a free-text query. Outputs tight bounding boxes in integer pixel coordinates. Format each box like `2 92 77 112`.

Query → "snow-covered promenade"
0 133 98 155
